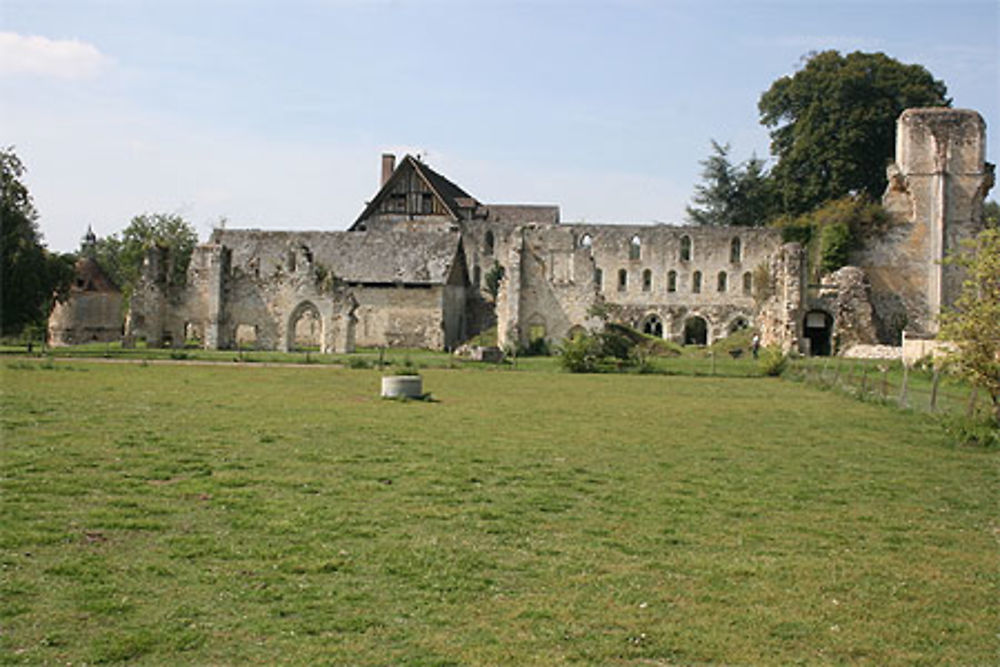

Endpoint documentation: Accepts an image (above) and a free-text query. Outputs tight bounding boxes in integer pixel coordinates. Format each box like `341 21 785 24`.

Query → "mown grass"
1 361 997 664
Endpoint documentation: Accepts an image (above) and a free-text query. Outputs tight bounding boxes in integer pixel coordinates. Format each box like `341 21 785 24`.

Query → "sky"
2 0 998 253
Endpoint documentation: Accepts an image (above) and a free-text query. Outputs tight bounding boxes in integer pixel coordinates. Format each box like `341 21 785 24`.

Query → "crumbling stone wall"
859 108 993 337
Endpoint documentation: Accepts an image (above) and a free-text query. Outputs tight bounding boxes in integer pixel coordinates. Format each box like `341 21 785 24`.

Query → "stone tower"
878 108 994 335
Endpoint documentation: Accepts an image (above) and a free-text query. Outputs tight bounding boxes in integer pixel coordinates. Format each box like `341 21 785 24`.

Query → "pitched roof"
352 155 478 228
325 230 464 285
486 204 560 225
73 257 120 293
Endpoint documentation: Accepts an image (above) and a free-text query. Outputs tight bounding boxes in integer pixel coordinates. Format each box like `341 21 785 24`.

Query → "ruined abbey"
49 108 994 356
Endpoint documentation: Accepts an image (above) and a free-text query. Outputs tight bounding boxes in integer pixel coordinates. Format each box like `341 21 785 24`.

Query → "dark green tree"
759 50 950 216
87 213 198 298
983 200 999 229
0 147 74 336
686 141 775 227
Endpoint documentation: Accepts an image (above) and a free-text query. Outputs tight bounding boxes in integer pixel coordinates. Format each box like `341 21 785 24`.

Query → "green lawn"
2 361 997 664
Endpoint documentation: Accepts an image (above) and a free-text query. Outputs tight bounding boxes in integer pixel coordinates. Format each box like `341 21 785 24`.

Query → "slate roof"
486 204 560 225
324 230 463 285
409 157 476 216
73 257 120 293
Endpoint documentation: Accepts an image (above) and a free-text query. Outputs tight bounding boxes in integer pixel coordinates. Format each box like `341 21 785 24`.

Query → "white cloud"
0 32 111 79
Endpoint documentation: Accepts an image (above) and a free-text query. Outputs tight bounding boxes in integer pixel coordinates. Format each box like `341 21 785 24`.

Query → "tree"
759 50 949 216
983 200 999 229
686 141 775 226
939 228 1000 424
772 195 890 281
0 147 74 336
87 213 198 297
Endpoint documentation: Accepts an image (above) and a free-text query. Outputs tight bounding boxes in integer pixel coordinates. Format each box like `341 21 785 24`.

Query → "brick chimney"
381 153 396 188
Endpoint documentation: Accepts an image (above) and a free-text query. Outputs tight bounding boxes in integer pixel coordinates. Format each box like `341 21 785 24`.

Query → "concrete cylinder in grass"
381 375 423 399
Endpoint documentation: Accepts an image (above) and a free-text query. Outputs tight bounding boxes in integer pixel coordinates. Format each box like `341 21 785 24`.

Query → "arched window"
680 235 692 262
730 237 742 263
594 267 603 288
717 271 728 292
667 270 677 293
743 271 753 296
484 230 495 256
580 233 593 250
642 269 652 292
629 235 641 260
692 270 702 293
618 269 628 292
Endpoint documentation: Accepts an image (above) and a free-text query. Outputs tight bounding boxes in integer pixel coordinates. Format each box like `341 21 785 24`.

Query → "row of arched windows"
600 268 753 295
579 233 744 264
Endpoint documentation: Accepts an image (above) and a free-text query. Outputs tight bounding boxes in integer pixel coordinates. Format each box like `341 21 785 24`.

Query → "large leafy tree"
759 50 950 216
686 141 775 227
0 147 75 336
87 213 198 298
939 228 1000 424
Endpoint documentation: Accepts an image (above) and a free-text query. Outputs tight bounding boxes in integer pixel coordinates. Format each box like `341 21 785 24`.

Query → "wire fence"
784 357 993 421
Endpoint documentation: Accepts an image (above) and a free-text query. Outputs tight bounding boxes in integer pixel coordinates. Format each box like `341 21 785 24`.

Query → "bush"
940 415 1000 449
757 347 788 376
560 333 602 373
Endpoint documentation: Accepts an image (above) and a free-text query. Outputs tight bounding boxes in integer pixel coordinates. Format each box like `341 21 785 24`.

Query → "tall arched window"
629 235 641 260
618 269 628 292
717 271 728 292
667 270 677 293
692 270 702 293
594 267 603 288
484 230 495 256
680 235 692 262
730 237 742 263
743 271 753 296
642 269 652 292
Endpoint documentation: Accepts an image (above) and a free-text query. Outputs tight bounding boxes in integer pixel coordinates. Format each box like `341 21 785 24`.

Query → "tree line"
0 146 196 339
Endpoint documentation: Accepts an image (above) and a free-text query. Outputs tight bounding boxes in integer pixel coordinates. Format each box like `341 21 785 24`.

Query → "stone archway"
641 313 664 338
803 310 833 356
683 316 708 346
288 301 322 351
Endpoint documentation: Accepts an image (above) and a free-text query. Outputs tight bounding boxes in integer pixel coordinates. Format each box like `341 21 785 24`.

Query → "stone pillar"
495 227 524 350
885 108 992 334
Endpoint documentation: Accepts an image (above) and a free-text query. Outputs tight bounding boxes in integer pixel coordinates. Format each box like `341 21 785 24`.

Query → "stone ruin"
51 108 993 357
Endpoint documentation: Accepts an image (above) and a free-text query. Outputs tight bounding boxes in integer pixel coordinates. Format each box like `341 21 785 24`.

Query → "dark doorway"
803 310 833 356
683 316 708 346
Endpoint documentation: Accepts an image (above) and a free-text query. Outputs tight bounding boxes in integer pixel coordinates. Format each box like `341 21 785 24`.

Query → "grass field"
2 360 997 664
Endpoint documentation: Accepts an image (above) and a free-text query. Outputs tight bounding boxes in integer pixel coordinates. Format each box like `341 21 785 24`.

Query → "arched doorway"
683 316 708 346
641 314 663 338
728 317 749 334
289 301 322 351
803 310 833 356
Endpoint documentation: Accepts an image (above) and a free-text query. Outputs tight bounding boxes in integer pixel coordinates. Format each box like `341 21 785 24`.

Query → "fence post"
860 366 869 396
899 363 909 408
881 368 889 399
966 386 979 418
930 369 941 412
710 350 716 376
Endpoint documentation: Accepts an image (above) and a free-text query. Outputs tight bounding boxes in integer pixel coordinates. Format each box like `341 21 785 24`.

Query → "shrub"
560 333 602 373
757 347 788 376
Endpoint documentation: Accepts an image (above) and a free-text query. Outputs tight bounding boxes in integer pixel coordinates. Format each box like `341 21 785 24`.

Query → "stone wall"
859 108 993 337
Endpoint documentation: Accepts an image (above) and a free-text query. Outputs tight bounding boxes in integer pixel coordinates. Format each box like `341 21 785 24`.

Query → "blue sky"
2 0 997 252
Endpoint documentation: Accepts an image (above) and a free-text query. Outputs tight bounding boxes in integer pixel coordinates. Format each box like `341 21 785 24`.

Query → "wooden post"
930 369 941 412
966 387 979 419
860 366 869 395
881 368 889 399
832 360 841 389
899 363 909 408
